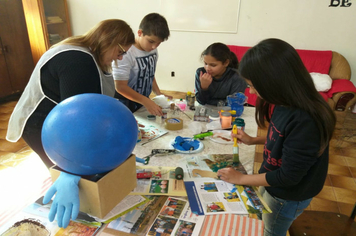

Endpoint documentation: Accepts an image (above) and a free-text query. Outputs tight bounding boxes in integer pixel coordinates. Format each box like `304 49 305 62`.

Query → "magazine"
102 196 205 236
145 197 205 236
102 196 168 236
136 118 168 145
180 154 272 215
130 166 187 196
89 195 149 223
0 200 101 236
184 180 248 216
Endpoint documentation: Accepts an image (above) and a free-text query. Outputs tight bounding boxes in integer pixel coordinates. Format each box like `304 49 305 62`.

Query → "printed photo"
150 180 169 194
147 216 178 236
223 192 240 202
200 182 218 192
206 202 226 213
175 220 196 236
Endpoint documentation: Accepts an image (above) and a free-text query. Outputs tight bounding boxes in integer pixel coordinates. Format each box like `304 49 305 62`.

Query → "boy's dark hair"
239 38 336 155
201 43 239 69
139 13 170 41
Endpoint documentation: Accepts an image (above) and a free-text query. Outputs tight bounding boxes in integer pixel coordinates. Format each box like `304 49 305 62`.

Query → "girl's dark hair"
201 43 238 69
239 38 336 156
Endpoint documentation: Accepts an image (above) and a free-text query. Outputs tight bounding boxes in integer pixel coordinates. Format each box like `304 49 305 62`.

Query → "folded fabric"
326 79 356 97
296 49 332 74
244 87 258 106
310 72 333 92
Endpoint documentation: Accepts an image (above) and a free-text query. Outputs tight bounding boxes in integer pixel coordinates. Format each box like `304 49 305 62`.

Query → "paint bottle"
208 110 220 123
177 99 187 111
233 118 245 131
220 112 232 129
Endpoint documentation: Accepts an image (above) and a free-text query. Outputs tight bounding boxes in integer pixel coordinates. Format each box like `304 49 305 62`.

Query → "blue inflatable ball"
42 93 137 175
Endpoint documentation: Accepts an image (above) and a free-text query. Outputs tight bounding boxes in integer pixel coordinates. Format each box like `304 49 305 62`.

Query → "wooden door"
0 37 12 97
0 0 34 98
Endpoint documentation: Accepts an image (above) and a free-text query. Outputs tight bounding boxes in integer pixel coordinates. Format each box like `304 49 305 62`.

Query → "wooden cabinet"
0 0 34 99
22 0 72 65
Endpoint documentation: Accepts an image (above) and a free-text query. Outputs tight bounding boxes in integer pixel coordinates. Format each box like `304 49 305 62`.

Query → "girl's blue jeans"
259 187 312 236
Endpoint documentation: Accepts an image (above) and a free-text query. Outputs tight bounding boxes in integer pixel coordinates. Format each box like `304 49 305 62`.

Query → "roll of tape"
165 118 183 130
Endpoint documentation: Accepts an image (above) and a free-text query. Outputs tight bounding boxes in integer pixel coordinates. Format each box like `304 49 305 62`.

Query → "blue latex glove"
43 172 81 228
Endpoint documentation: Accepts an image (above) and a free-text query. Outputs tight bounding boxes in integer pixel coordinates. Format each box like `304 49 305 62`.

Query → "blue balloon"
42 93 137 175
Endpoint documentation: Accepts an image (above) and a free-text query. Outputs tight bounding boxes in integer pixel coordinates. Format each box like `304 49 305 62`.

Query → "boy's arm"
152 78 173 100
115 80 163 116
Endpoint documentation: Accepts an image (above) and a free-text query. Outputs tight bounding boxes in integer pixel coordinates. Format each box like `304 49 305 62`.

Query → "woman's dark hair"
239 38 336 155
201 43 238 69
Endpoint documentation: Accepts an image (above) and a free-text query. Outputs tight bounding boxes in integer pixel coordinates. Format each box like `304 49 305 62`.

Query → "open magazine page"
103 196 168 236
130 166 186 196
136 116 168 145
0 202 101 236
236 185 272 215
179 154 248 180
89 195 149 223
184 180 248 216
145 197 205 236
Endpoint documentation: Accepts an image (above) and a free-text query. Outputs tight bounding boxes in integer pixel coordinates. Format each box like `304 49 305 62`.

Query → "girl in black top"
218 39 336 236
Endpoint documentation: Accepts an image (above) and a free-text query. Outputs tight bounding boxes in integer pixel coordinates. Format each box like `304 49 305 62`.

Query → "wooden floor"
254 109 356 220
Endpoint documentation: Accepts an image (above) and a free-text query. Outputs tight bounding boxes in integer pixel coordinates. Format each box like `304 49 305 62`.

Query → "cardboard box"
49 154 137 218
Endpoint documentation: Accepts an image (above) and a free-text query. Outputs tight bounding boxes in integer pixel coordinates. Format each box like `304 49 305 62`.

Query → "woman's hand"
199 71 213 90
217 167 245 185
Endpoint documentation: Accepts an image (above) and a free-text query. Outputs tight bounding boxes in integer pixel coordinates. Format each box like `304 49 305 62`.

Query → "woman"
217 38 336 236
6 19 135 168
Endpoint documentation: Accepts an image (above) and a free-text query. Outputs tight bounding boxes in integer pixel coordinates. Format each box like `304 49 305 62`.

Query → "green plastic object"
193 131 214 139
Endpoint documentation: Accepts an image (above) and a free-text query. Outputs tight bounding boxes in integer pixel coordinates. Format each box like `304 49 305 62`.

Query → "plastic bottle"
233 118 245 131
186 91 195 108
177 98 187 111
220 112 232 129
208 110 220 123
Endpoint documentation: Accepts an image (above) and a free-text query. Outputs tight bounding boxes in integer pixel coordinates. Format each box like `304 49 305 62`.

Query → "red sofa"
228 45 356 112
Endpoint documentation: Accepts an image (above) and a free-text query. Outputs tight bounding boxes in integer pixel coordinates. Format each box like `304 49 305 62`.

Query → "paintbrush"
232 124 239 166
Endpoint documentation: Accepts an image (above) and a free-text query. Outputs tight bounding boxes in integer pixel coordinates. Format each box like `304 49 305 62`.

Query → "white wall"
67 0 356 92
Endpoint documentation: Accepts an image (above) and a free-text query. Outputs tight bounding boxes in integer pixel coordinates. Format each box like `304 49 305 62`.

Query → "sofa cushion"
310 73 332 92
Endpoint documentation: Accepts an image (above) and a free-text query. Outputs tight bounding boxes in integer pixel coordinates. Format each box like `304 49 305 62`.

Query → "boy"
113 13 172 116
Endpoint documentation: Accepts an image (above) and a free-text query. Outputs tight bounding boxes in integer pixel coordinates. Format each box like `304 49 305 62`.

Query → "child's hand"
161 93 173 100
144 99 163 116
217 167 244 185
199 71 213 90
231 129 254 145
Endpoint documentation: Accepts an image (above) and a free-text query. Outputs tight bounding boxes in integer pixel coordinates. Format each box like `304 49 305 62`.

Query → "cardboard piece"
49 154 137 218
